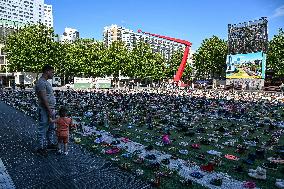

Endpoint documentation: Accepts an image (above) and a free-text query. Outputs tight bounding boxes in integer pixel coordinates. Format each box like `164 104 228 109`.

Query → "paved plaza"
0 101 152 189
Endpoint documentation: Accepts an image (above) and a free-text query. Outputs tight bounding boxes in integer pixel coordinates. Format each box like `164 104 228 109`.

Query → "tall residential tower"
103 24 185 60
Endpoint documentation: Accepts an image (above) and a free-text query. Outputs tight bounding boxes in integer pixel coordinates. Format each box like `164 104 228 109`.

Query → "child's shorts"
58 135 68 144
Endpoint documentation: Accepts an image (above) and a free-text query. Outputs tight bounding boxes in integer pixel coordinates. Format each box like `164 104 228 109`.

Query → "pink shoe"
224 154 239 161
121 137 129 143
243 181 256 189
105 147 120 154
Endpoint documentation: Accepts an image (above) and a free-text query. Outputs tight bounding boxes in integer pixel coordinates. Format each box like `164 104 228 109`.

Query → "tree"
4 23 60 74
106 41 130 78
164 48 184 79
129 41 152 79
194 36 227 79
267 28 284 77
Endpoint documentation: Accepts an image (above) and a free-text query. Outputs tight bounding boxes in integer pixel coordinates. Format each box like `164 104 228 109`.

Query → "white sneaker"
248 168 256 173
64 151 68 155
276 179 284 189
248 167 266 180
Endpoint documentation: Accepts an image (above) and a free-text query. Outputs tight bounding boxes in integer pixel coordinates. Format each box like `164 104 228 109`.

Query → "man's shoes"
47 144 58 151
36 148 48 157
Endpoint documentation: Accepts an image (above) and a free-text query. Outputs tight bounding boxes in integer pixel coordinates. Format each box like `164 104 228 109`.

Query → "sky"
45 0 284 50
229 52 263 63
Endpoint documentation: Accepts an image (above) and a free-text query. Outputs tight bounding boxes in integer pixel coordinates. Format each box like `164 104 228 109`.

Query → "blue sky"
45 0 284 50
229 52 263 63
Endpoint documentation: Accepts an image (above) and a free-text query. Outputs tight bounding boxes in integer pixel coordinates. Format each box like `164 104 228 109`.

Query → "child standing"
50 107 73 155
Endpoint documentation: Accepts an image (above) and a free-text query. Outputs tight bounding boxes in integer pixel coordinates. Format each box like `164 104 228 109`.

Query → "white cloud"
271 5 284 18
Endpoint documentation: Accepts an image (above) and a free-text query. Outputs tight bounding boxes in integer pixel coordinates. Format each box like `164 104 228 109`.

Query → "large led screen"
226 51 266 79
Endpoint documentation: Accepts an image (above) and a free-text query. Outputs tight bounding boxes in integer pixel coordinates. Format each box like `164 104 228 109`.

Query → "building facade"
44 4 53 28
0 0 53 42
0 0 51 27
103 24 185 60
0 0 53 87
60 27 79 42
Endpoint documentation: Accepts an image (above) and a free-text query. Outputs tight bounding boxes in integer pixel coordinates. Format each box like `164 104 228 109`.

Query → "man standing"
35 64 57 156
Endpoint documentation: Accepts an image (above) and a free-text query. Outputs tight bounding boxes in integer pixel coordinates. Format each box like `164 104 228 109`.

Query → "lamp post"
118 69 121 89
4 54 8 87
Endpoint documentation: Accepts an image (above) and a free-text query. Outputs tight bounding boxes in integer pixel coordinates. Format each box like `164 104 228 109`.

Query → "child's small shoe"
64 151 68 155
57 149 62 155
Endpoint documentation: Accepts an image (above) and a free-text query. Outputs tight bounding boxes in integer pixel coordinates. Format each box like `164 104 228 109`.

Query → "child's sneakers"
57 149 68 155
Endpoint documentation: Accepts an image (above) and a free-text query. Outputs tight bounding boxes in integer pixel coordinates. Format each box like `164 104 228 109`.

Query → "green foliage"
3 24 284 82
164 49 183 79
128 41 166 80
107 41 130 77
2 23 192 81
194 36 227 79
3 23 60 73
267 28 284 76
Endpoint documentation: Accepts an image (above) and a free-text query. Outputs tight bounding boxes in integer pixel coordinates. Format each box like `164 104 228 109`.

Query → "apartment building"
44 4 53 28
60 27 79 42
0 0 53 43
0 0 53 87
103 24 185 60
0 0 48 27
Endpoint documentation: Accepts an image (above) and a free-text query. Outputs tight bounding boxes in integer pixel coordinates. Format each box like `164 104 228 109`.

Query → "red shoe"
191 143 201 149
200 163 214 172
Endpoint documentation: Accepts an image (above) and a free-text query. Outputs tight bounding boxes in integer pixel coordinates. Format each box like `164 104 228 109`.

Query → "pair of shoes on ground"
248 166 266 180
190 171 204 179
200 163 214 172
276 179 284 189
57 149 68 155
262 162 278 170
267 156 284 164
243 181 256 189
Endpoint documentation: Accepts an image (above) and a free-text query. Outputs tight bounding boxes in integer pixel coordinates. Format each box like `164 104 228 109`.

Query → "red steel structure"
138 29 192 82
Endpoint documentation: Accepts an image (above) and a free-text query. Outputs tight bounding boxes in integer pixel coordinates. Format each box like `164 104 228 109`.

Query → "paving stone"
0 101 152 189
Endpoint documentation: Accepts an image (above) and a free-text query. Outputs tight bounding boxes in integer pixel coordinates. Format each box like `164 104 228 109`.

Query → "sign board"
94 78 112 89
74 77 94 89
226 51 266 79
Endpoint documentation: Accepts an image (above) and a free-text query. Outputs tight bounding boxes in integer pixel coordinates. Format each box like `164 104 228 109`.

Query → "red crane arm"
138 29 192 82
